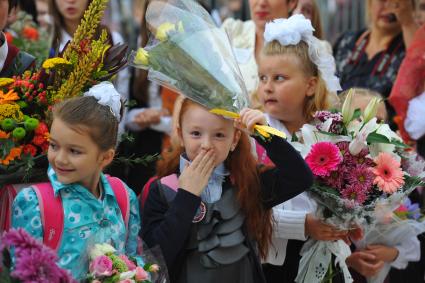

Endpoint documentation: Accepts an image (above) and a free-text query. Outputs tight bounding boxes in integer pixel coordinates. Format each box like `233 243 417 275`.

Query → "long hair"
262 40 331 122
157 99 273 259
310 0 324 39
48 0 112 52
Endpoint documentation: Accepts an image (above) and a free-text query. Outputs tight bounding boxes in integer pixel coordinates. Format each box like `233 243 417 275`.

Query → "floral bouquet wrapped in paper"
293 90 425 283
0 0 127 232
0 228 76 282
129 0 284 139
86 243 165 283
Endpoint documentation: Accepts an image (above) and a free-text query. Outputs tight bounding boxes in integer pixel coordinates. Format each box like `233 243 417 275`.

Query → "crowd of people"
1 0 425 282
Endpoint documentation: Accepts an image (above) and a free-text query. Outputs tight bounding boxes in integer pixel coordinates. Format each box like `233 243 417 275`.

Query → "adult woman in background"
333 0 418 128
221 0 298 108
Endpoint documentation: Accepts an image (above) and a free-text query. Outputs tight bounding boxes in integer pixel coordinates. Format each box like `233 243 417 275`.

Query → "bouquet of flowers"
5 11 51 67
0 228 76 282
86 243 162 283
293 90 425 283
0 0 127 232
129 0 284 139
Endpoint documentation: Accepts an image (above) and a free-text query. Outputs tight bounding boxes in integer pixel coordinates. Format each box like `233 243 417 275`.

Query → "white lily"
349 118 378 155
363 97 381 123
368 124 403 161
341 88 354 125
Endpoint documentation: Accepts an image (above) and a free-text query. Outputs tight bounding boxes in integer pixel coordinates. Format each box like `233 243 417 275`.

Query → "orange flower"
4 32 13 44
22 26 39 41
0 130 10 139
0 146 22 165
372 152 405 194
0 89 20 104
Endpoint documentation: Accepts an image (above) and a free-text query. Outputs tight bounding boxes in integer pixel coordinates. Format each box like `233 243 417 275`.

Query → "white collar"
0 32 9 73
265 114 293 140
59 29 72 52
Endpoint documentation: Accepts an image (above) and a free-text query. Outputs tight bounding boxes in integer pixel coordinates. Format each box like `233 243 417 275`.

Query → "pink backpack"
140 174 179 210
1 176 130 251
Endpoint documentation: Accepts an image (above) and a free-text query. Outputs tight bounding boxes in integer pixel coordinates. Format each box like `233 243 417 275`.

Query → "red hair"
157 99 273 259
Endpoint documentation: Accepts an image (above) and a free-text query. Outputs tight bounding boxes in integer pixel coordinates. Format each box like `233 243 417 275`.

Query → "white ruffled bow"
264 14 342 93
84 81 122 121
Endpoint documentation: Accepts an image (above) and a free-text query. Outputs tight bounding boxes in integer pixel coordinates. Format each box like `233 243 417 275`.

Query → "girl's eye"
70 148 82 155
49 142 57 150
259 75 267 82
190 131 201 137
215 132 225 138
275 75 285 81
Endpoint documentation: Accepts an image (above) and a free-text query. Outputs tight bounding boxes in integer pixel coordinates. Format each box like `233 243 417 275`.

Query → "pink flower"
306 142 342 176
346 165 375 191
118 280 132 283
119 255 137 271
135 266 149 281
322 169 345 190
341 186 369 204
372 153 405 194
89 255 113 277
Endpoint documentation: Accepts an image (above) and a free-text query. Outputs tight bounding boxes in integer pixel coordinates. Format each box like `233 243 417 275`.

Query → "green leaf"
366 132 409 148
352 108 362 121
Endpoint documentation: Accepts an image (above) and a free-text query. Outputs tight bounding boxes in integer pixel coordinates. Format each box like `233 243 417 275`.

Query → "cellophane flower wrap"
129 0 249 113
0 0 127 232
293 90 425 283
82 229 168 283
0 228 77 282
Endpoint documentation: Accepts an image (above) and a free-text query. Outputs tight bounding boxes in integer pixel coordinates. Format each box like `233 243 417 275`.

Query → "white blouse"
405 91 425 140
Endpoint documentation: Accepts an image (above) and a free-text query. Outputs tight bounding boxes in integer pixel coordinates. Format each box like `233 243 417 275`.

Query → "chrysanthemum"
306 142 342 176
341 186 369 204
322 167 346 190
347 164 375 191
372 152 405 194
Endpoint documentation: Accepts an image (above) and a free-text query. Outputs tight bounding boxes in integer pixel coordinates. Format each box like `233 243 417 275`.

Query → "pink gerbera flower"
372 152 405 194
306 142 342 176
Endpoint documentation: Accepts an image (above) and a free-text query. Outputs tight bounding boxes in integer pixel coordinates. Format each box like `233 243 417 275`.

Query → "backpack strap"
140 174 179 210
107 176 130 231
140 176 159 210
32 183 64 251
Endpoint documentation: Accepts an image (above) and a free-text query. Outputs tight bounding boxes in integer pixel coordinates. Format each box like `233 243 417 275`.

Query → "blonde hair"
309 0 324 39
339 88 388 120
261 40 332 122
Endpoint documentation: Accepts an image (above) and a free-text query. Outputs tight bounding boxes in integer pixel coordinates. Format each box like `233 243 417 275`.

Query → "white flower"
363 97 381 123
349 118 378 155
342 89 354 125
89 243 116 260
119 271 136 280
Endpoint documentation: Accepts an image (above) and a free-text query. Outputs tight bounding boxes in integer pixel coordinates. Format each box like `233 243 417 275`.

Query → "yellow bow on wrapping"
210 109 286 139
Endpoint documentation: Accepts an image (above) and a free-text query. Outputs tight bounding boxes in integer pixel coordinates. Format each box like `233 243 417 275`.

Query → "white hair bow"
264 14 342 93
84 81 122 121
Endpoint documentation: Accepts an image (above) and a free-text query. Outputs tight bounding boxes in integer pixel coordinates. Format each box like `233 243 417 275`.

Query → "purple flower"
11 246 75 283
1 229 76 283
322 168 346 190
346 165 375 191
403 198 422 220
314 111 344 134
341 186 369 205
1 228 43 257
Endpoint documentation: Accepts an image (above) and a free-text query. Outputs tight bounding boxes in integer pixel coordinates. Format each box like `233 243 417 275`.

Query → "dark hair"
48 0 112 52
8 0 18 11
52 96 119 151
157 99 273 259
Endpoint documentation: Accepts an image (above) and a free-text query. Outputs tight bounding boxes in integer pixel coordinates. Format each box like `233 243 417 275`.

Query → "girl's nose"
201 137 213 150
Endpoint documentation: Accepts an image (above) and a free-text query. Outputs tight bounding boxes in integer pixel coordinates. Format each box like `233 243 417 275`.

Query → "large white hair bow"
84 81 122 121
264 14 342 93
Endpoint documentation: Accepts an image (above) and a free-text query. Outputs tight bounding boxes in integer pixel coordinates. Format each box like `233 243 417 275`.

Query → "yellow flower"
155 22 176 41
42 57 71 69
0 104 24 121
0 78 14 87
134 48 150 66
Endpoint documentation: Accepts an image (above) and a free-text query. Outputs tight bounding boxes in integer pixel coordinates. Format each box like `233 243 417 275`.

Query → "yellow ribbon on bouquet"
210 109 286 139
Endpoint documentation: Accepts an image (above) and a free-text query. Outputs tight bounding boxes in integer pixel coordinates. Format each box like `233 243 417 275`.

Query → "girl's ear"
288 0 299 15
100 149 115 168
231 129 242 151
306 76 318 97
